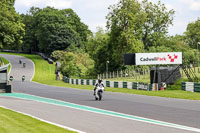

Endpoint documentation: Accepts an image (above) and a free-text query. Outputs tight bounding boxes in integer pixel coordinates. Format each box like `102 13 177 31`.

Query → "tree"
184 18 200 49
51 50 94 78
105 0 175 71
0 0 25 50
21 7 41 53
87 28 108 58
106 0 145 70
153 35 199 65
34 7 80 54
21 7 91 55
60 9 91 50
141 0 175 49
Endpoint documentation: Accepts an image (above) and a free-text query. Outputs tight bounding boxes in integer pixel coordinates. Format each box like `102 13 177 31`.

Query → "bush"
51 50 95 78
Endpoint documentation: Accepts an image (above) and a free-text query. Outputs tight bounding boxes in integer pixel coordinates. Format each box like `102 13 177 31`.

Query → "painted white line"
7 93 200 133
0 105 86 133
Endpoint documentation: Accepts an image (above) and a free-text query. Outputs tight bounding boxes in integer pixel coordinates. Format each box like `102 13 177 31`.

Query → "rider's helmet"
98 78 102 84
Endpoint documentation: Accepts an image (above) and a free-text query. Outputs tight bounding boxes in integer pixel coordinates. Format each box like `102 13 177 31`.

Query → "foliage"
21 7 41 53
104 0 175 71
21 7 91 55
106 0 145 70
35 7 79 54
87 27 108 59
51 50 94 78
0 0 25 50
152 35 199 65
141 0 175 48
60 9 91 50
0 56 11 72
184 18 200 49
86 28 110 74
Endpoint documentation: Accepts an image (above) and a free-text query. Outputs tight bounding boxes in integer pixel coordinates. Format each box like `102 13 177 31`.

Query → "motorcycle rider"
94 78 104 95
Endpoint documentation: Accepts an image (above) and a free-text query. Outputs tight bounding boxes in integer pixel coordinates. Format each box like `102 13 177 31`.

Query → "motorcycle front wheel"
98 91 102 101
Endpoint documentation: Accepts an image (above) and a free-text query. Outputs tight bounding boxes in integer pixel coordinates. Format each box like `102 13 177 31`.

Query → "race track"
0 54 200 133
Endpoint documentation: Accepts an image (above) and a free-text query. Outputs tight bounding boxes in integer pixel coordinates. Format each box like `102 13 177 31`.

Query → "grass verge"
0 52 200 100
0 57 11 72
0 107 76 133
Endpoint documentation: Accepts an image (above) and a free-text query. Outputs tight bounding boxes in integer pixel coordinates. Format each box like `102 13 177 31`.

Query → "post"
197 42 200 67
106 61 109 78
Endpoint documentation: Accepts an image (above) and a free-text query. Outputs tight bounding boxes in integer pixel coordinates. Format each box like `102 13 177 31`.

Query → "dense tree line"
21 7 91 55
0 0 200 78
0 0 24 50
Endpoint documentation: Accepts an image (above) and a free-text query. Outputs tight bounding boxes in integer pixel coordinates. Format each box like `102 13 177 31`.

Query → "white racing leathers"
94 84 104 100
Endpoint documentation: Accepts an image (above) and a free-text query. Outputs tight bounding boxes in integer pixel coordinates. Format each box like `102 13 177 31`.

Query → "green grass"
0 57 11 72
0 107 76 133
0 52 200 100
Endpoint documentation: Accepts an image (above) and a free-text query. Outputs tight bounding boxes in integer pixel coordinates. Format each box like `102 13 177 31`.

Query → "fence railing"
98 67 200 82
98 69 150 81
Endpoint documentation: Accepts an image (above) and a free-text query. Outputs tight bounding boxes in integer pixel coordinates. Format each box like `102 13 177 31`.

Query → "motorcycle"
23 63 26 68
94 84 104 101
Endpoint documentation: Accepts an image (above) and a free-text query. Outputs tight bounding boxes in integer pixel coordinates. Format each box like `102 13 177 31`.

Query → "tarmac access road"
0 54 200 133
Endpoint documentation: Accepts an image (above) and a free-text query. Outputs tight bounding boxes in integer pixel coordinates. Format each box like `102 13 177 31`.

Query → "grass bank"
0 107 76 133
0 56 11 72
0 52 200 100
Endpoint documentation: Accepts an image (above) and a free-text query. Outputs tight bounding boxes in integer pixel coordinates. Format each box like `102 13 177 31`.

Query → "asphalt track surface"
0 54 200 133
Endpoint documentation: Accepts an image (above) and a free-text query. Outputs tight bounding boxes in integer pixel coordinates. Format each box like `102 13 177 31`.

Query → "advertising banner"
135 52 182 65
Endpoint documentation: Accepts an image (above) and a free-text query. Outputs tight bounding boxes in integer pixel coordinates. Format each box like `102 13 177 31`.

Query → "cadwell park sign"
124 52 182 65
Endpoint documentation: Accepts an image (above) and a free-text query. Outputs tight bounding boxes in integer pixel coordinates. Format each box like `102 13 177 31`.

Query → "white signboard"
135 52 182 65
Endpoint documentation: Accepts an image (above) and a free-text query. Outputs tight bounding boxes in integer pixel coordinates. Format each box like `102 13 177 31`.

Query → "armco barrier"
81 79 84 85
123 82 127 88
194 83 200 92
132 82 138 89
114 82 118 88
127 82 132 89
181 82 186 91
92 80 96 85
181 82 200 93
110 81 114 88
138 83 149 91
86 80 90 85
62 77 154 91
106 81 110 87
63 76 68 83
148 84 153 91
